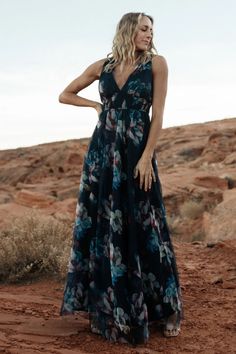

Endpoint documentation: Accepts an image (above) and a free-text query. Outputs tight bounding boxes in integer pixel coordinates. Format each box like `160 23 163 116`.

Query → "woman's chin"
135 47 146 53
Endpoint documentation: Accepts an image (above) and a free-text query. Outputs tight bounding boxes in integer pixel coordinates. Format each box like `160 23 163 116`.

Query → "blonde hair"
105 12 158 72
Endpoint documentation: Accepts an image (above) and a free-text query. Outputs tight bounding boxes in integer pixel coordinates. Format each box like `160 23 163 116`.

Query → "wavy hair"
105 12 158 72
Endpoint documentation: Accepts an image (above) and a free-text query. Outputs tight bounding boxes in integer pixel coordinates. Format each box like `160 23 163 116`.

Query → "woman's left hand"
133 155 156 191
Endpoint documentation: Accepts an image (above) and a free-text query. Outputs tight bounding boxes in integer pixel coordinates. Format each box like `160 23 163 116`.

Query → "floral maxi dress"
60 58 183 344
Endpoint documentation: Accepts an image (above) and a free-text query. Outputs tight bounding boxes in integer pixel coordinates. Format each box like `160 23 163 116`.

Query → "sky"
0 0 235 150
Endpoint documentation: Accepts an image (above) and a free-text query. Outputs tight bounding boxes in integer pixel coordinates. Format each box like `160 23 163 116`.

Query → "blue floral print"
110 244 127 284
60 57 183 344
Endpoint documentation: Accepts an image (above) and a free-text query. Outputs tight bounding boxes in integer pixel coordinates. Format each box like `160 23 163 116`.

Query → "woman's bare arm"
143 54 168 158
134 55 168 191
59 58 107 112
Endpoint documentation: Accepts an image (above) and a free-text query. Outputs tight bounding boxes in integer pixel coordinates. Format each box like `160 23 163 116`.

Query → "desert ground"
0 117 236 353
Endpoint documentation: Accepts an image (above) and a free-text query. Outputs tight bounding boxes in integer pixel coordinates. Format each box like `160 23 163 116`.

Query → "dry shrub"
0 211 72 283
178 146 204 161
191 230 205 242
166 214 180 235
180 200 205 219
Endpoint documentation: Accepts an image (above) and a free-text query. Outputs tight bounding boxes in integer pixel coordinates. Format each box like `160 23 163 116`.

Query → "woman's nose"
146 32 152 40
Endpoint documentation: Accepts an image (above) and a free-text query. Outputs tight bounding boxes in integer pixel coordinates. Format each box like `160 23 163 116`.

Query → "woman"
59 12 183 345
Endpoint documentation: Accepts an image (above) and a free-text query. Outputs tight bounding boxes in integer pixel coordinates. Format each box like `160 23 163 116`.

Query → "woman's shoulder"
151 54 168 74
85 58 108 79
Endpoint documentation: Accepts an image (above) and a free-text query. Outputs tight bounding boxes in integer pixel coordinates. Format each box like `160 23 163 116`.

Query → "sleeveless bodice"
99 59 153 112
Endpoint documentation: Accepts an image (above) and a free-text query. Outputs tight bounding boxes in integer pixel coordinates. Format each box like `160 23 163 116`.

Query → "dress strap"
101 58 111 73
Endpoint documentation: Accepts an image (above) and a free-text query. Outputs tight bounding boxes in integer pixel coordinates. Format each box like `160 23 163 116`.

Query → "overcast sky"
0 0 235 149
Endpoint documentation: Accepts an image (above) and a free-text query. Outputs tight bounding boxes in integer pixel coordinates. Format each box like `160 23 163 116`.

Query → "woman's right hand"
133 154 156 192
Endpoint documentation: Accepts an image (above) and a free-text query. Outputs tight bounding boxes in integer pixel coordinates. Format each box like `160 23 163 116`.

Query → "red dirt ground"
0 240 235 354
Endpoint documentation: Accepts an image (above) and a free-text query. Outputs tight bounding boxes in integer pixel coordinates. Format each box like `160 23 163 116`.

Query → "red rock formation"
0 118 236 242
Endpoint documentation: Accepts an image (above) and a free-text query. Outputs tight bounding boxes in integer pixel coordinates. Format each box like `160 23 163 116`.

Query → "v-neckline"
111 64 140 92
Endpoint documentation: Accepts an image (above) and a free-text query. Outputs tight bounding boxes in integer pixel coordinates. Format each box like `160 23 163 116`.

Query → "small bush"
179 200 205 219
178 146 204 161
0 211 72 283
191 230 205 242
166 214 180 235
224 176 236 189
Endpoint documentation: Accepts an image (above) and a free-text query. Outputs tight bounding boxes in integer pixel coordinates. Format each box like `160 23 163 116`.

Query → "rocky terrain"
0 117 236 242
0 117 236 353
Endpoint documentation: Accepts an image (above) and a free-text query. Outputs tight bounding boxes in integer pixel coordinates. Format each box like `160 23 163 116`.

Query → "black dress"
60 57 183 344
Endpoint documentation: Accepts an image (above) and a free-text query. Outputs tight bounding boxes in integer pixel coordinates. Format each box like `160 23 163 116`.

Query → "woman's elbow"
58 92 67 104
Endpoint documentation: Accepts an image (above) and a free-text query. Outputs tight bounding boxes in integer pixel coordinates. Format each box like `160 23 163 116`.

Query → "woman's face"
134 16 153 52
